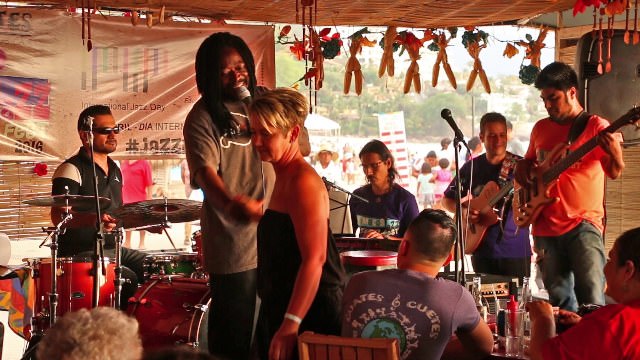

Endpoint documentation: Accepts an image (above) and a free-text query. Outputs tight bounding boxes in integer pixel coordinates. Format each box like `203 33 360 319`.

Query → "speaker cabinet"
576 30 640 250
575 29 640 145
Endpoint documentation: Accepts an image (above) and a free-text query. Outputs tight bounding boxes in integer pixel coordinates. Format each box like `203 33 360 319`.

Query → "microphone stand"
322 177 368 236
441 109 471 286
451 138 466 285
113 227 124 309
86 118 106 308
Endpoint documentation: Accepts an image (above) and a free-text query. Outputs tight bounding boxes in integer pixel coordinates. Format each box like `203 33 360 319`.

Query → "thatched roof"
10 0 575 27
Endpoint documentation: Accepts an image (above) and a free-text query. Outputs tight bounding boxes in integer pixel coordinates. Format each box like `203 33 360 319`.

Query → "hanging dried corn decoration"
378 26 397 78
86 0 92 51
344 36 364 95
462 29 490 94
299 0 317 112
397 31 423 94
432 32 457 90
308 28 325 91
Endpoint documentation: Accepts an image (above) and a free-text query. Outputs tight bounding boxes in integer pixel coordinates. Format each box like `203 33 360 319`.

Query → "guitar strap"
567 110 591 145
495 152 518 242
498 152 518 184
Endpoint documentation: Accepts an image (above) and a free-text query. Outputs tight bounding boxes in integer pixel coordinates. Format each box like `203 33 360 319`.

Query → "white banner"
0 9 275 160
377 111 410 187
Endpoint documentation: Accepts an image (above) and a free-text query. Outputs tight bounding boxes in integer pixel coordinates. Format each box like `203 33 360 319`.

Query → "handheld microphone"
440 109 468 148
235 85 252 106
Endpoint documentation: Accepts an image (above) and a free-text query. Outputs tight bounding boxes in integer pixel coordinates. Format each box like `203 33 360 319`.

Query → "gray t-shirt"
184 98 274 274
341 269 480 360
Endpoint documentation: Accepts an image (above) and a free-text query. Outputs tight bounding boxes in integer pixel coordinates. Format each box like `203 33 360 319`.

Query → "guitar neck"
488 182 514 207
540 108 640 185
542 136 598 184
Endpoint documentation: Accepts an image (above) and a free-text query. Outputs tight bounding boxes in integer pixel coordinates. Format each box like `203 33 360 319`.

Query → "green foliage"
275 52 306 87
519 64 540 85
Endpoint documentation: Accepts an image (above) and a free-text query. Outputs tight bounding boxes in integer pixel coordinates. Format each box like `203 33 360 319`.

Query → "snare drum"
26 257 115 324
128 276 210 350
142 252 199 281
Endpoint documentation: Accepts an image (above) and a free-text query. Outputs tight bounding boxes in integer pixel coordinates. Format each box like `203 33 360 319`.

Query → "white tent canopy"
305 113 340 137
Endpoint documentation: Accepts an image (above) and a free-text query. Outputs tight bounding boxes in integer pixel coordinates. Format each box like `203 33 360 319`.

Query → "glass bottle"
519 277 531 309
472 276 488 321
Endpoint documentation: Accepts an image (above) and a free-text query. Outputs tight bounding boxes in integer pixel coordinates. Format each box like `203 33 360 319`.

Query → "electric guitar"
461 181 514 254
512 107 640 227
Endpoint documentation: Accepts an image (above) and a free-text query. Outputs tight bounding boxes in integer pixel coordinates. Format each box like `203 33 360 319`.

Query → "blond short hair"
249 87 308 135
37 307 142 360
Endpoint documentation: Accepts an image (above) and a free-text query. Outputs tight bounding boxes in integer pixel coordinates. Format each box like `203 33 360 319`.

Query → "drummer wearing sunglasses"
50 105 146 310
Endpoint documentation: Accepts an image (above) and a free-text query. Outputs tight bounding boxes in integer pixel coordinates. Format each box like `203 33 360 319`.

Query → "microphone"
223 86 252 138
84 115 94 132
85 115 94 142
440 109 468 147
235 85 252 106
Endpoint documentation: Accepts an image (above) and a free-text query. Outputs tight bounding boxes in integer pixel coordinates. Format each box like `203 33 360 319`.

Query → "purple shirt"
349 184 419 237
341 269 480 360
444 154 531 258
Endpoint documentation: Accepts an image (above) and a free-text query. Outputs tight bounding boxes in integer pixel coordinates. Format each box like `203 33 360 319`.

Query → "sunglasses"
92 127 121 135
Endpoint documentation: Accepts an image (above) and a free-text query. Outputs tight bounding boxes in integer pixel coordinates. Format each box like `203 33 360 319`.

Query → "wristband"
284 312 302 324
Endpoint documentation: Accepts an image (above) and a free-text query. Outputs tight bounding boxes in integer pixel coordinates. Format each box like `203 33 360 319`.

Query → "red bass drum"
127 276 210 350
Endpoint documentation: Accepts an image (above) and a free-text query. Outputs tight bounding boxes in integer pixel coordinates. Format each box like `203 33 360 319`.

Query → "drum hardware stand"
161 197 178 250
39 195 74 328
113 227 125 309
21 202 73 360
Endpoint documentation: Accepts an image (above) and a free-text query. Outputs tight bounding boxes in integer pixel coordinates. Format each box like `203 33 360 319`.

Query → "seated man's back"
341 209 493 360
342 268 479 359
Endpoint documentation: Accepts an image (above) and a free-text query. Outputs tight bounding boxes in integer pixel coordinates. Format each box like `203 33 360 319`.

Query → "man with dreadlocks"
184 32 275 359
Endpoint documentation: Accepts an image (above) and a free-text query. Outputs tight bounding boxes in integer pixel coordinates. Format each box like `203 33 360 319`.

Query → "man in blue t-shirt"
349 139 419 240
341 209 494 360
443 112 532 279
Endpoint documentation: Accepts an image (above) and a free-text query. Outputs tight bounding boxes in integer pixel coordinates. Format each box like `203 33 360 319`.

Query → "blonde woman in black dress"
248 88 345 360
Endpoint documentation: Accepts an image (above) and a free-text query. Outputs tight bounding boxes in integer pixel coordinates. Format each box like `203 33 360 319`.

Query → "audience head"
440 137 452 150
398 209 457 270
605 227 640 303
358 139 398 186
420 162 431 175
534 61 579 92
438 158 450 170
37 307 142 360
426 150 438 167
468 136 482 153
506 119 515 140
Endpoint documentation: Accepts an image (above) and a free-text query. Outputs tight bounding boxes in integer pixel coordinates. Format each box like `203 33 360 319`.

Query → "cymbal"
112 199 202 229
23 195 112 209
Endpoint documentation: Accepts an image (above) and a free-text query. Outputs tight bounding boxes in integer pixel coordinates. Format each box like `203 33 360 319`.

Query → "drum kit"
20 194 209 353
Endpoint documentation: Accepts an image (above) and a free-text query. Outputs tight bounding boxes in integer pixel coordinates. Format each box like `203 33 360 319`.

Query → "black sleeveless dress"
256 209 346 359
